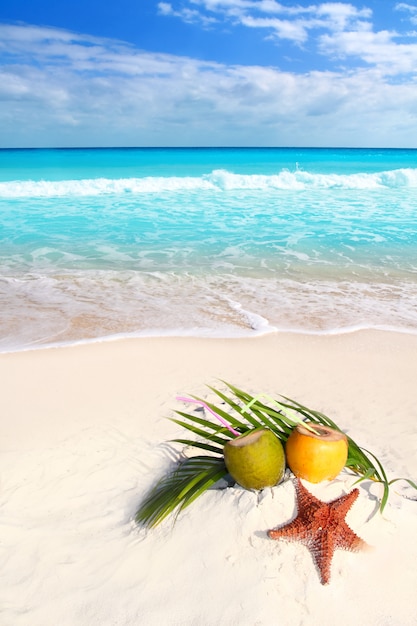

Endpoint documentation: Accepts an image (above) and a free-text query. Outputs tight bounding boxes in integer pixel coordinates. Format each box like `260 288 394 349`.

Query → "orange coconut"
285 423 348 483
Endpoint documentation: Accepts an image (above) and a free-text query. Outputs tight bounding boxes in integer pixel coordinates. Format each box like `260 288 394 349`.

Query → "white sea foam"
1 271 417 352
2 167 417 197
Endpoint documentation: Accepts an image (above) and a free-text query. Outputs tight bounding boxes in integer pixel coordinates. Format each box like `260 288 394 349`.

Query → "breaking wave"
2 167 417 197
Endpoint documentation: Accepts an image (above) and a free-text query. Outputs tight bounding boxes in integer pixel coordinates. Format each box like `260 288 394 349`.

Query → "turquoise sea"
1 147 416 352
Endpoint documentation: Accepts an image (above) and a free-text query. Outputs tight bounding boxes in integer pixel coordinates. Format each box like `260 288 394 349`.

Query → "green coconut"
223 428 285 490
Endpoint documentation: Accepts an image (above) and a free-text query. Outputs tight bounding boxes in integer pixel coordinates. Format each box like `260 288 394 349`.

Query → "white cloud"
1 23 417 147
315 2 372 30
161 2 417 76
158 2 174 15
190 0 370 20
396 2 417 26
157 2 217 25
167 1 372 42
320 29 417 74
239 15 309 43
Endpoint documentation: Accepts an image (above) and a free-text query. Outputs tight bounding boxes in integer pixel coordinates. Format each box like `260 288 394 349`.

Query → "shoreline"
1 330 417 624
2 321 417 356
2 328 417 450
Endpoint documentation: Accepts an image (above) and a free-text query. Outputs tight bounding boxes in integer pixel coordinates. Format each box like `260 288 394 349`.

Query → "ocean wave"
1 167 417 197
1 271 417 352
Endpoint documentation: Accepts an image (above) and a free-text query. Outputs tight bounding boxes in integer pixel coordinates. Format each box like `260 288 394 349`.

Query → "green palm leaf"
135 382 416 527
135 455 227 528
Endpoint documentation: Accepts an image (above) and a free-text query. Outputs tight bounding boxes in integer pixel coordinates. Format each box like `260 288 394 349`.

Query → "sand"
1 330 417 625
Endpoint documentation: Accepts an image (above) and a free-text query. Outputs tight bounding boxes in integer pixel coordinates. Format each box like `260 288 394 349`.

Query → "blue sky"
1 1 417 147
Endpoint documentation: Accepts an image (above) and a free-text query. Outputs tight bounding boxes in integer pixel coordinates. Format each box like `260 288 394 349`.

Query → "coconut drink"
285 423 348 483
223 428 285 490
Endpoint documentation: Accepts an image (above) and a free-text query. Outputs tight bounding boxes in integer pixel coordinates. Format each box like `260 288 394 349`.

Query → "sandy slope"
1 331 417 625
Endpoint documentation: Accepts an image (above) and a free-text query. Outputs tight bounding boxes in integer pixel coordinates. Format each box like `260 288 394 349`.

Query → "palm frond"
135 382 417 526
135 455 227 528
172 438 224 455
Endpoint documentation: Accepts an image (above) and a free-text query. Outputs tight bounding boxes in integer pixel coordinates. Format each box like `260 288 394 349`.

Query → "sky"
1 1 417 148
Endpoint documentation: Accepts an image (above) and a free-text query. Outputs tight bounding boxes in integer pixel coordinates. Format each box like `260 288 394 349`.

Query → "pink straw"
176 396 240 437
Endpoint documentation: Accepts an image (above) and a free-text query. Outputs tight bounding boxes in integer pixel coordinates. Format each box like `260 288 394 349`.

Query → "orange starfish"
268 478 368 585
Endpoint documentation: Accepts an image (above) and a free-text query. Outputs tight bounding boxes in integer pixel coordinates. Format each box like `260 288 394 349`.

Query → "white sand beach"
1 331 417 625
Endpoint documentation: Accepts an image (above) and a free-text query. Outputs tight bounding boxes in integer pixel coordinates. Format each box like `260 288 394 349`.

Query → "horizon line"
1 145 416 151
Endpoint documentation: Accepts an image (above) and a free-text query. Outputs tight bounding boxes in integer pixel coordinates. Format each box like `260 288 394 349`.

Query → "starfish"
268 478 368 585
